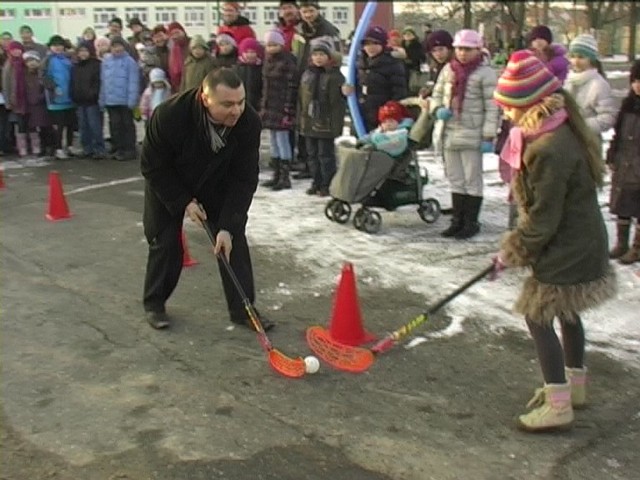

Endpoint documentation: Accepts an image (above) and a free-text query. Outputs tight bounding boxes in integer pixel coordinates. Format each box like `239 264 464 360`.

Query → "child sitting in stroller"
358 101 415 157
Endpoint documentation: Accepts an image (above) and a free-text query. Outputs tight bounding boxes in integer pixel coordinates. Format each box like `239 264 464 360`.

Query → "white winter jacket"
564 68 617 137
429 59 499 151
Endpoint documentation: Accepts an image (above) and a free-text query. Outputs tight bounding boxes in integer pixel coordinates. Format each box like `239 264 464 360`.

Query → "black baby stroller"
324 139 441 234
324 99 440 234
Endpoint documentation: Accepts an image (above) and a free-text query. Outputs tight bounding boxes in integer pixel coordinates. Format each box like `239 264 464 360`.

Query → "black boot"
455 195 483 239
441 193 466 237
293 162 313 180
261 158 280 187
272 161 291 190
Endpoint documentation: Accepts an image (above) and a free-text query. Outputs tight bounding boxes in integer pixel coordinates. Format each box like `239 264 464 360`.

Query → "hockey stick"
202 221 306 378
306 263 495 373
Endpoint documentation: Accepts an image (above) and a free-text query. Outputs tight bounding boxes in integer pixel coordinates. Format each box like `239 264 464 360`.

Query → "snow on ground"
241 144 640 368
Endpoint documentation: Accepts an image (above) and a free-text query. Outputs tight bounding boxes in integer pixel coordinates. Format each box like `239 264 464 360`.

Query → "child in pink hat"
429 29 499 239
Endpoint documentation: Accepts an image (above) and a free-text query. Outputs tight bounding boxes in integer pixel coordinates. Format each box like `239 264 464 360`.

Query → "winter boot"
565 367 587 409
261 158 280 187
16 133 28 157
29 132 42 156
609 218 631 259
272 161 291 190
508 202 518 230
455 195 483 239
619 225 640 264
441 193 466 237
517 383 574 432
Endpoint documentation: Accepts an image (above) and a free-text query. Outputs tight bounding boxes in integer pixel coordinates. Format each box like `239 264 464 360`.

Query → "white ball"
304 355 320 374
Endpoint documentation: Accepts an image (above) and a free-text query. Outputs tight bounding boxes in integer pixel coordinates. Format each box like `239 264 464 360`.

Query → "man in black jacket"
141 68 273 331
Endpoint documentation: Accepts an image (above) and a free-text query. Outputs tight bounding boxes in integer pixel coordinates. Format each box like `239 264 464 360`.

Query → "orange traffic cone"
45 171 72 221
181 229 198 267
327 262 375 346
0 170 5 189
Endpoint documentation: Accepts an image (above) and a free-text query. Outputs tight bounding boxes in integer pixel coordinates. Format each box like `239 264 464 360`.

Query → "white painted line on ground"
66 176 143 195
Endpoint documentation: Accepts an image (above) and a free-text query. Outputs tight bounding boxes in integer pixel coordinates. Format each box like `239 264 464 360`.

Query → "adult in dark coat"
140 68 273 331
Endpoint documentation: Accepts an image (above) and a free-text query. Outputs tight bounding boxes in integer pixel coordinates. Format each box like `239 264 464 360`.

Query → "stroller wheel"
353 208 366 230
324 199 336 221
362 210 382 234
418 198 441 224
331 201 352 224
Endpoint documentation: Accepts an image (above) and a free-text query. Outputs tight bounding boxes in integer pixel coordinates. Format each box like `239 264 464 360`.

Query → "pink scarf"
449 55 483 115
500 108 569 178
168 37 187 92
10 54 27 113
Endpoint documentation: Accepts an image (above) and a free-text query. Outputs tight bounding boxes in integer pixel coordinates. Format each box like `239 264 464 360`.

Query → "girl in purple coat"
527 25 570 84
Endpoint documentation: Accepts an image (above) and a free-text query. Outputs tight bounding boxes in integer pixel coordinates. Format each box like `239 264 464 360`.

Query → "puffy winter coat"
234 63 262 111
430 58 499 151
356 50 407 132
71 57 101 105
42 53 74 111
565 68 617 138
534 44 570 84
260 50 298 130
218 16 256 46
99 52 141 108
297 64 345 139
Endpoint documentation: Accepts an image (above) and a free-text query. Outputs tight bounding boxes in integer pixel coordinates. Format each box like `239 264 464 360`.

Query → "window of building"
125 7 148 26
155 7 178 24
24 8 52 18
94 7 119 29
184 6 205 27
243 6 257 24
332 7 348 25
263 6 279 24
59 8 87 17
211 7 220 25
0 9 16 19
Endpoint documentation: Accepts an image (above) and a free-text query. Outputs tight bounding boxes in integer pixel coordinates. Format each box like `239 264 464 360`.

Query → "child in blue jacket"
99 36 141 161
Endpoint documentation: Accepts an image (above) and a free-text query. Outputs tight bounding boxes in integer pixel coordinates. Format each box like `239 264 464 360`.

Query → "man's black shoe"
230 310 276 332
145 311 170 329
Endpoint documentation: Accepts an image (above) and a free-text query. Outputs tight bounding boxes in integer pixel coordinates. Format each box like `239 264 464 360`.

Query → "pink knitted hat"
452 29 483 49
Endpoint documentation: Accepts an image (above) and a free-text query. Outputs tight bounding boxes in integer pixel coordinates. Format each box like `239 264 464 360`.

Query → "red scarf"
10 54 27 113
168 37 187 92
449 55 483 115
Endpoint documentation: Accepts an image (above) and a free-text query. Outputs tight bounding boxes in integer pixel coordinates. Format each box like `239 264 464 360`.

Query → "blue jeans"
269 129 292 161
305 136 336 189
77 105 105 154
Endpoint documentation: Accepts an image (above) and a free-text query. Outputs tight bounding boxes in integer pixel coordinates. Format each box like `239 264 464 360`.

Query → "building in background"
0 1 359 43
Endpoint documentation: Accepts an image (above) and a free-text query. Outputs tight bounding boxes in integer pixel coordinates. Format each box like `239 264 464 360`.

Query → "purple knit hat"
493 50 562 109
528 25 552 45
264 29 285 46
362 26 387 46
426 30 453 51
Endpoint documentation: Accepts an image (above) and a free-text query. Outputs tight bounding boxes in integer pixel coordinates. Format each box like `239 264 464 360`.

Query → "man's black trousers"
143 216 255 318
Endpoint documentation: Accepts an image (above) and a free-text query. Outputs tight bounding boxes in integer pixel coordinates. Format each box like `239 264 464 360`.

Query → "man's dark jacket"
140 88 261 242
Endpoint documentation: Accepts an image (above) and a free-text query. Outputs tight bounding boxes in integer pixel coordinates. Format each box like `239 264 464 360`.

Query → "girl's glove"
435 107 453 121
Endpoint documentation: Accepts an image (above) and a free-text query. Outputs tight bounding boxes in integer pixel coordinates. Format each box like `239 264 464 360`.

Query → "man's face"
279 4 298 23
2 34 13 49
20 29 33 43
153 32 167 47
131 24 142 35
300 6 319 24
222 5 239 24
109 22 122 36
201 83 246 127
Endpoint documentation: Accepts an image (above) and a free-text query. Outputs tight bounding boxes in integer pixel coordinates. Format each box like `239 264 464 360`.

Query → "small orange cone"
45 171 72 221
0 170 5 189
326 262 375 346
181 229 198 267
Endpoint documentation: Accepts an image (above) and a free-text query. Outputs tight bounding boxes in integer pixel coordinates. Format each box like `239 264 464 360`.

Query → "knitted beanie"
149 67 168 84
167 21 186 35
22 50 41 62
109 36 127 48
310 36 333 55
216 33 237 47
299 1 320 8
569 34 598 61
94 36 111 51
426 30 453 51
528 25 552 45
264 29 285 46
363 26 388 46
48 35 65 47
452 29 483 49
493 50 562 109
190 34 208 50
378 101 408 123
238 37 264 60
402 27 417 37
223 2 242 10
9 41 24 52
